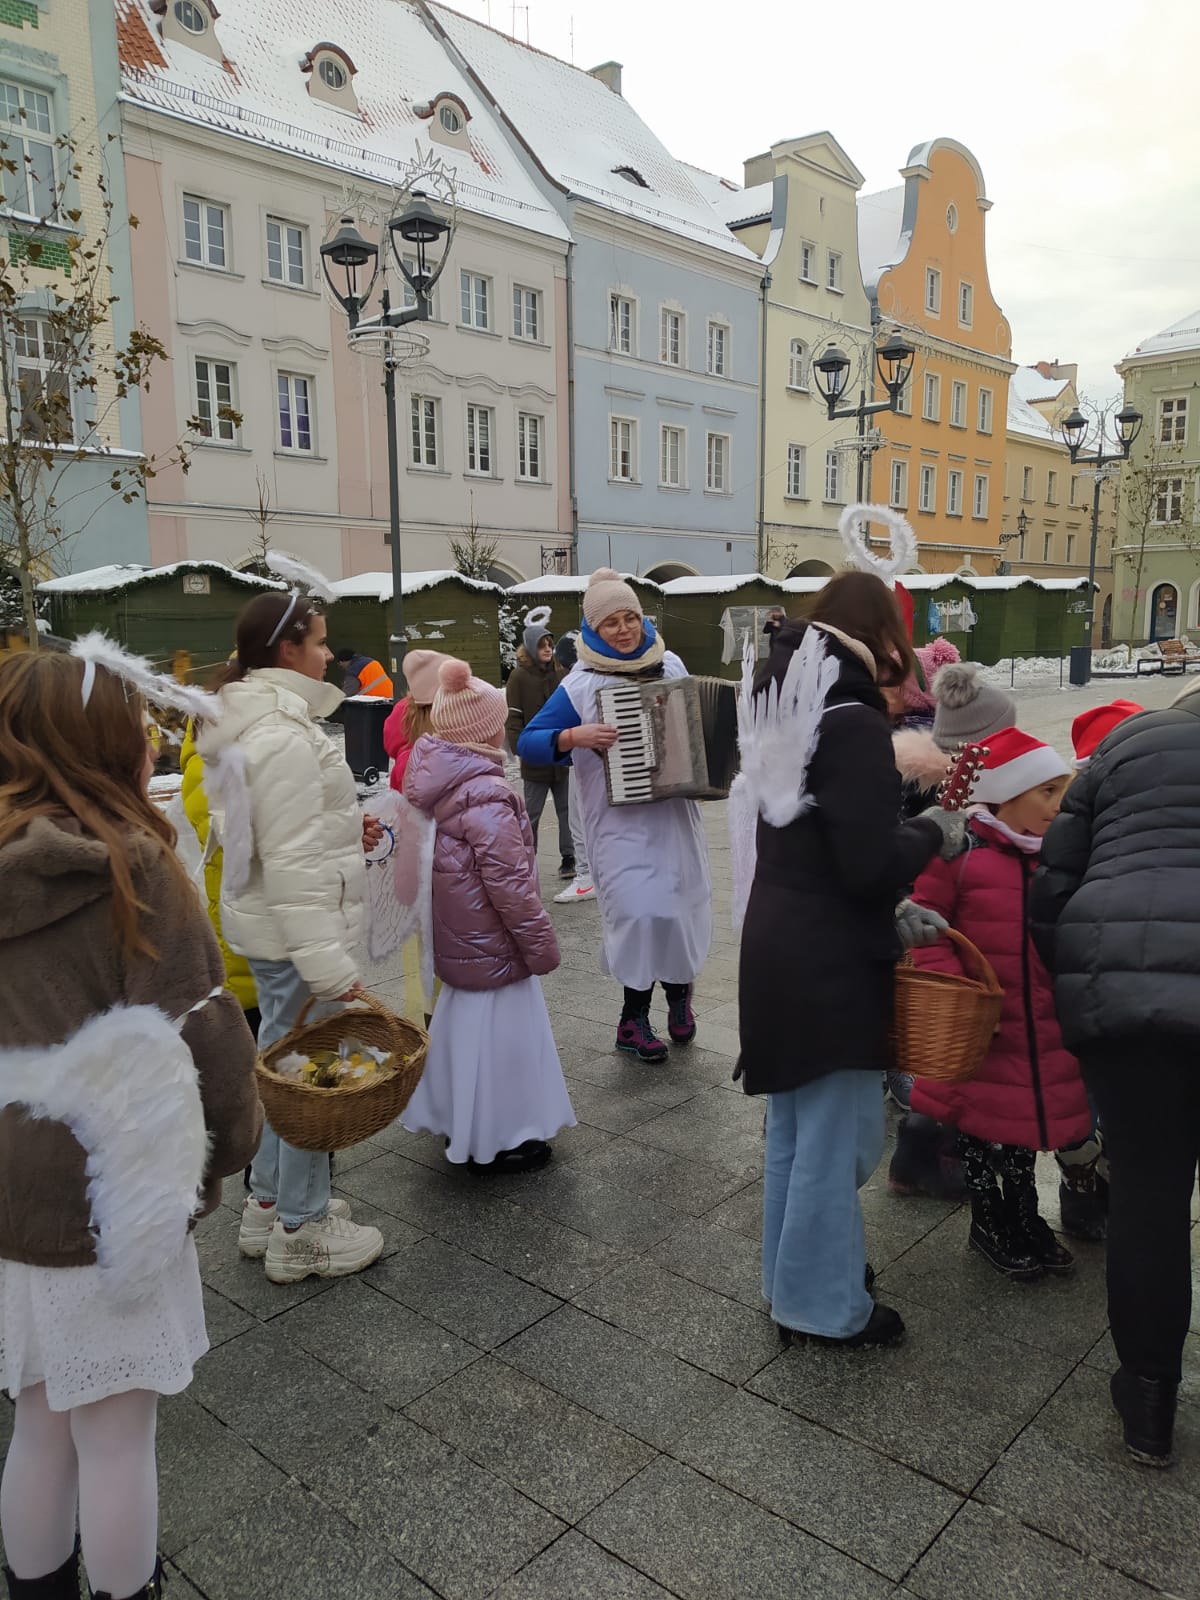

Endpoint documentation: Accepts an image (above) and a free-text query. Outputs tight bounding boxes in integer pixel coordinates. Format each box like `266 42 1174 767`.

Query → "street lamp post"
812 333 916 500
1060 401 1143 676
320 192 453 685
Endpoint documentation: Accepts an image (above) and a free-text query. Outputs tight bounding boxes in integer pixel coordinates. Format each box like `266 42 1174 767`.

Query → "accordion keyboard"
598 683 656 803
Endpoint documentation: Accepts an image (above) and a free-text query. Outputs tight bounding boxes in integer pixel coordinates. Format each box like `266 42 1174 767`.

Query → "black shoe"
1111 1367 1177 1468
468 1139 552 1175
4 1542 80 1597
92 1555 168 1598
968 1191 1043 1281
559 855 576 880
778 1301 905 1350
1004 1181 1074 1274
888 1114 968 1201
865 1262 876 1293
1058 1179 1107 1242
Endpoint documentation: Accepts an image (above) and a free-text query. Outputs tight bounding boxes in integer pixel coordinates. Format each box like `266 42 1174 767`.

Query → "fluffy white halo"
524 605 552 629
837 502 917 586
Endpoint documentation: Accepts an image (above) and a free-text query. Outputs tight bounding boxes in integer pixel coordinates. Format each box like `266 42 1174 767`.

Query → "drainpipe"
756 268 771 573
565 240 579 575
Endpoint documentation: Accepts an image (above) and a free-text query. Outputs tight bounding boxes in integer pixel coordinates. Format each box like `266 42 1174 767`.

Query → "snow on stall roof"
857 185 907 289
115 0 568 240
430 4 756 257
329 570 500 601
661 574 786 595
38 561 286 594
1126 308 1200 360
508 573 661 595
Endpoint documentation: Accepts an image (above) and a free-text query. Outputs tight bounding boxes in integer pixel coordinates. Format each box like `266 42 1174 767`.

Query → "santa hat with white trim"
972 726 1071 805
1071 700 1143 767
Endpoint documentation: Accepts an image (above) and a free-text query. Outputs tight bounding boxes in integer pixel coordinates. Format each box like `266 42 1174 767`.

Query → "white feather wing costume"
361 790 436 1009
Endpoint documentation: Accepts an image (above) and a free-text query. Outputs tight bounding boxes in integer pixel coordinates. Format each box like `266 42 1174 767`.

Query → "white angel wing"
739 628 839 829
363 793 436 1010
70 632 221 722
203 744 253 898
264 549 337 603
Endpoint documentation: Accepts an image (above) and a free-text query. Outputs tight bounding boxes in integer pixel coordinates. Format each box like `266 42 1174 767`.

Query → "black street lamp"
1060 399 1143 678
999 506 1029 552
321 191 454 682
813 332 916 498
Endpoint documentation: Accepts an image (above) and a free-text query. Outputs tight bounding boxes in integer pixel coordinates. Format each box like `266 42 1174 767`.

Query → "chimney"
589 61 623 95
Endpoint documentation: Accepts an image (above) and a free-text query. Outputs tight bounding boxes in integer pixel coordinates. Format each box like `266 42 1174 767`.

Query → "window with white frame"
0 80 56 218
12 318 72 442
706 431 729 492
660 424 685 488
276 373 313 453
1153 476 1185 523
183 194 228 269
1022 465 1033 500
800 241 817 283
950 380 967 427
610 417 637 481
460 271 491 331
1159 396 1188 444
660 308 684 366
973 473 988 518
706 320 728 377
824 449 842 502
894 375 912 415
1066 533 1076 562
890 459 908 509
193 356 238 443
1043 532 1053 562
919 462 936 512
410 394 440 467
609 293 635 354
925 267 941 314
786 443 806 498
788 339 808 391
922 372 940 421
1046 469 1058 503
947 469 963 515
265 217 305 287
465 403 493 475
958 281 973 327
978 387 993 433
512 284 540 341
826 250 843 292
516 411 543 481
1070 474 1082 507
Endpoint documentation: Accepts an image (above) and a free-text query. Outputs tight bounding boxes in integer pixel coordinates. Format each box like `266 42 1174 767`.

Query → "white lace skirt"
401 976 576 1164
0 1238 208 1411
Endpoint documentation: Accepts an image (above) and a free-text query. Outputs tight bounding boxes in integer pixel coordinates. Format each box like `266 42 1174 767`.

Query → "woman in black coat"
1031 685 1200 1467
737 573 960 1349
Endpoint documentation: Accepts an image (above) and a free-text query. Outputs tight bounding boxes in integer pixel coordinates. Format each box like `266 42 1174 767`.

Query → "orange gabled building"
858 139 1015 574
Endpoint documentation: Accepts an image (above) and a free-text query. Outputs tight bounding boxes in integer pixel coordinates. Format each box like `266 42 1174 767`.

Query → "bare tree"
241 471 279 575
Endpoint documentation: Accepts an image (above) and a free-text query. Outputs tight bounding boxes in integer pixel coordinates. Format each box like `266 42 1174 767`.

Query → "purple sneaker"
667 986 696 1045
616 1012 668 1063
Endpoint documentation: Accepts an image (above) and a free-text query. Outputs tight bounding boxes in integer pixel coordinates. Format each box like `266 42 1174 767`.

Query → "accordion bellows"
598 676 738 805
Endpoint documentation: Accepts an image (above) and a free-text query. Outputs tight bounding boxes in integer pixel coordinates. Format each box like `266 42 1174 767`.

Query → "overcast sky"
464 0 1199 400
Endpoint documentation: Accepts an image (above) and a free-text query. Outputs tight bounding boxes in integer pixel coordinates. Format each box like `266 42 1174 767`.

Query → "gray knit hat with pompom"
931 663 1017 753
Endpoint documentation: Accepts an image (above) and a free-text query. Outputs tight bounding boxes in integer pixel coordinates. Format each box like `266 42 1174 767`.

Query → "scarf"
576 618 667 677
966 805 1044 855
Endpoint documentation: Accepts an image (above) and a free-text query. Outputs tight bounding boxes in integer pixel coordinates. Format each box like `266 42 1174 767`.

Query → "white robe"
563 654 713 990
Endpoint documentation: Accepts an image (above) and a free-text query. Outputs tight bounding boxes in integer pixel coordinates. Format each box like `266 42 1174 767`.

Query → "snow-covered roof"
507 573 659 595
430 5 756 257
1125 308 1200 361
1007 386 1059 443
39 561 286 594
680 162 745 212
661 574 786 595
328 569 500 600
718 180 773 229
1010 365 1070 406
857 186 907 290
115 0 569 240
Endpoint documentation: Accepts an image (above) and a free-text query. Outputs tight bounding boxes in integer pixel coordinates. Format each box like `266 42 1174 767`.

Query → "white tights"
1 1384 158 1596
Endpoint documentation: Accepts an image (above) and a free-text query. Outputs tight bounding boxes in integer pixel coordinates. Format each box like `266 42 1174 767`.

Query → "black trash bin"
341 697 394 785
1068 645 1092 687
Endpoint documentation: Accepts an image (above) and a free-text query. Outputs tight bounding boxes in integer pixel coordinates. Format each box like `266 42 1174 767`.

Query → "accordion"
597 675 738 806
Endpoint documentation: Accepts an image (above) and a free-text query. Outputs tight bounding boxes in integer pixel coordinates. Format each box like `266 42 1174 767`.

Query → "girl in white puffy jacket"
199 592 384 1286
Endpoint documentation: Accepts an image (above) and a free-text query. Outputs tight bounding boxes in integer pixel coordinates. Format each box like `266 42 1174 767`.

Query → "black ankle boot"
1111 1367 1177 1467
4 1542 81 1598
1003 1179 1074 1273
91 1556 167 1599
1057 1179 1107 1242
968 1190 1043 1280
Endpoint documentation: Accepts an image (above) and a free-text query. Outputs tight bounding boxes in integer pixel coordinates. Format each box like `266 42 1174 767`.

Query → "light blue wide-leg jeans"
247 957 332 1228
762 1069 886 1339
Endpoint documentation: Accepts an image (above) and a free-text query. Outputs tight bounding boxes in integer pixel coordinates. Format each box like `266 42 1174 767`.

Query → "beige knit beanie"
402 648 453 707
431 658 507 745
583 567 642 629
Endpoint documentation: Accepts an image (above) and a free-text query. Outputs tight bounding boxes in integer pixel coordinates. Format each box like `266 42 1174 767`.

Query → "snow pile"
973 658 1067 687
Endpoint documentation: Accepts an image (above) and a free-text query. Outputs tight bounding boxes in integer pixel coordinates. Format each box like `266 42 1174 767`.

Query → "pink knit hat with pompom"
583 567 642 629
431 658 507 745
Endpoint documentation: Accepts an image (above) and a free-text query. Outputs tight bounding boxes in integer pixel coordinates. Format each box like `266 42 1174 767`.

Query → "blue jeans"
762 1069 886 1339
247 958 332 1228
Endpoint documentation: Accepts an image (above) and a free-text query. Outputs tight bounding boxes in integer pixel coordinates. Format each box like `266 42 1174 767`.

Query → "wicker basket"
256 993 428 1152
892 928 1004 1085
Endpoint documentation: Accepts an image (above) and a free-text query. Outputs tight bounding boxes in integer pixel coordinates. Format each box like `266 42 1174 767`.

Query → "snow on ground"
973 657 1070 688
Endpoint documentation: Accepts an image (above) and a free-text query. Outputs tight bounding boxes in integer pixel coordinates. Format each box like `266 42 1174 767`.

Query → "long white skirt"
0 1238 208 1411
401 976 576 1165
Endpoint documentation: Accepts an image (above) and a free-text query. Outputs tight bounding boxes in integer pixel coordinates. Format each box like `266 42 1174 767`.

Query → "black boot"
90 1555 167 1599
778 1301 905 1350
4 1542 81 1597
889 1114 967 1200
1111 1367 1177 1468
968 1189 1043 1280
1004 1177 1074 1274
1057 1179 1107 1242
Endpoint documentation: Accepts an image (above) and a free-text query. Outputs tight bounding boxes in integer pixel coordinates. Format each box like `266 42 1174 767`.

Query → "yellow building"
858 139 1014 574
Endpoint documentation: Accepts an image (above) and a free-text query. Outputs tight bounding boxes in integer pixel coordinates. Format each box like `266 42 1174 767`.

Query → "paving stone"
367 1235 559 1348
907 1500 1161 1600
194 1222 337 1319
566 1050 704 1108
504 1161 688 1251
432 1192 624 1300
162 1565 207 1600
156 1390 286 1557
1084 1326 1200 1407
628 1105 763 1180
176 1481 431 1600
334 1151 492 1230
547 1119 617 1163
703 1177 763 1238
561 1076 674 1134
272 1275 480 1403
576 1137 752 1218
582 1456 891 1599
573 1257 778 1384
649 1216 764 1307
405 1357 655 1521
672 1389 962 1579
684 1084 769 1134
492 1532 677 1599
200 1284 254 1348
306 1413 564 1600
498 1303 730 1450
859 1174 962 1272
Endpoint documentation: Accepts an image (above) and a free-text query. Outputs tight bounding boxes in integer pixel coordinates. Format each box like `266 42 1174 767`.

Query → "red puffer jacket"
403 734 560 991
909 817 1090 1150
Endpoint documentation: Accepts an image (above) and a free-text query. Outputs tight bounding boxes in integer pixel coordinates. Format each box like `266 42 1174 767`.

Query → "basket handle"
941 927 1003 997
291 990 392 1031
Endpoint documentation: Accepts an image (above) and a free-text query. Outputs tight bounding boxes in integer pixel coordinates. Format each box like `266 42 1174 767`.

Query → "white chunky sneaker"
239 1196 351 1259
264 1211 383 1283
554 877 596 904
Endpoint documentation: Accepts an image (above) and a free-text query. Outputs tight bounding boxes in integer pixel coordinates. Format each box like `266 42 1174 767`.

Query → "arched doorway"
787 560 834 578
1149 582 1179 642
1101 593 1113 646
644 561 698 583
485 563 521 588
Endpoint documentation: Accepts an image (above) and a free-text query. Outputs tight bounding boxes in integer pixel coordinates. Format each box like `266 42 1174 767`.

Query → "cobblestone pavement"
3 675 1197 1599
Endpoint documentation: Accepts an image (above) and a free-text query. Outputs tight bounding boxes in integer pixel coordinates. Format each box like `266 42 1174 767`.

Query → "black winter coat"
736 631 942 1095
1031 691 1200 1050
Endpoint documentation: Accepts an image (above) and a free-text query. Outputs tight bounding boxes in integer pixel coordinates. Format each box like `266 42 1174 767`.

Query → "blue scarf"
579 618 659 661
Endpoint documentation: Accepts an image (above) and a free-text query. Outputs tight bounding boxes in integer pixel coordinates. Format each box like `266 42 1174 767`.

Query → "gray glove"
918 805 968 860
895 899 949 950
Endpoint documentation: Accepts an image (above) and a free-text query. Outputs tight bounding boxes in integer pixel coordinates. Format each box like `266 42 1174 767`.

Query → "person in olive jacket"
1031 685 1198 1469
506 609 573 877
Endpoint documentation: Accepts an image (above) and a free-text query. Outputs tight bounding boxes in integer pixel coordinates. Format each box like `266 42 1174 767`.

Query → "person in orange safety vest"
335 649 394 698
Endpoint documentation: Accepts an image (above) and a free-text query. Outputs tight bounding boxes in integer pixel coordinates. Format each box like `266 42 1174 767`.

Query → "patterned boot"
1004 1174 1074 1274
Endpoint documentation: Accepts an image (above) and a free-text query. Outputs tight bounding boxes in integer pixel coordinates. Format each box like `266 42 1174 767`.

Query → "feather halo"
264 549 337 604
523 604 552 630
70 632 221 722
838 503 917 586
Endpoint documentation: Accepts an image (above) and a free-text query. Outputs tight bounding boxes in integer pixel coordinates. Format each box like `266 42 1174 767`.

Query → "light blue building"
429 7 763 581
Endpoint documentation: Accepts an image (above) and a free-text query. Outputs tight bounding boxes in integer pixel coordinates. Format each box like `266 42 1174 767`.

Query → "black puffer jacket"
1031 688 1200 1049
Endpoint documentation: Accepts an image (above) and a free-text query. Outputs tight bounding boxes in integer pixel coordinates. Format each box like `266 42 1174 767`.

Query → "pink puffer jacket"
383 696 415 793
909 818 1090 1151
403 735 559 991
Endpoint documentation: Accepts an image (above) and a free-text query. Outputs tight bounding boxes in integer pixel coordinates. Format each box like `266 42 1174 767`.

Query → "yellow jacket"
180 725 258 1012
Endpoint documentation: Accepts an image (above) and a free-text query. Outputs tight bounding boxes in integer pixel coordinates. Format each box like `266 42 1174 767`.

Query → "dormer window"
301 44 359 114
439 103 461 134
417 93 471 150
319 57 347 91
151 0 224 61
613 166 650 190
176 1 207 33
